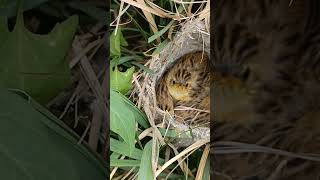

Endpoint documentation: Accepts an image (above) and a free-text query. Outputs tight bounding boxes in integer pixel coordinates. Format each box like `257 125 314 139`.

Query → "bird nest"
131 19 210 147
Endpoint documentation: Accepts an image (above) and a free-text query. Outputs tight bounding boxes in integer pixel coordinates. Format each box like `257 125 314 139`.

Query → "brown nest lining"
131 19 210 147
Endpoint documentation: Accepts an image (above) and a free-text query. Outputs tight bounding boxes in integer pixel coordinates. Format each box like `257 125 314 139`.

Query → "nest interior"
132 19 210 147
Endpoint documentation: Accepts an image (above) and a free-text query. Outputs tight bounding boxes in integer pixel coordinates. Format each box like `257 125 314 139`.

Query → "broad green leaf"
0 6 78 104
110 138 143 160
112 90 149 129
110 30 121 56
110 90 136 155
137 140 154 180
110 28 128 57
12 89 107 171
110 66 135 95
110 138 168 169
110 152 121 160
0 88 106 179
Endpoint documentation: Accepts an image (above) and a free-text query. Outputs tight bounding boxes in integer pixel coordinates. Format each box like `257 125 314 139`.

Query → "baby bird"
156 51 210 127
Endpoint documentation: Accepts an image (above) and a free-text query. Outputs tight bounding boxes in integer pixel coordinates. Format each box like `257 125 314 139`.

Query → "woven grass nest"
131 18 210 147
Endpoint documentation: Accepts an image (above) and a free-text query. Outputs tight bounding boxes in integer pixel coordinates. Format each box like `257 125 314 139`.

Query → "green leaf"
110 57 119 69
131 61 154 74
110 28 128 57
147 20 174 43
112 90 149 129
110 29 120 56
110 152 121 160
110 90 136 155
110 159 140 167
0 88 106 179
110 138 143 160
148 5 187 44
119 55 143 64
137 140 154 180
0 5 78 104
120 31 128 47
110 55 143 69
110 66 135 95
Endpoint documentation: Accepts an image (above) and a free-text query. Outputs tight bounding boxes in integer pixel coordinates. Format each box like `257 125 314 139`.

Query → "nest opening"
155 51 210 127
132 19 210 147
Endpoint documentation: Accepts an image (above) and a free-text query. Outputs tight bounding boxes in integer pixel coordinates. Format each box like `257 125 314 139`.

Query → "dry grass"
49 22 108 158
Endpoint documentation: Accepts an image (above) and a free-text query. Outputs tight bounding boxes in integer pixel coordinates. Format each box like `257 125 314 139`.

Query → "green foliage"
109 25 151 169
110 27 136 94
110 66 135 95
110 28 128 57
137 140 154 180
0 88 107 179
0 5 78 104
110 90 137 155
110 138 143 160
110 159 140 167
113 89 149 128
110 90 150 169
110 89 149 152
147 20 174 43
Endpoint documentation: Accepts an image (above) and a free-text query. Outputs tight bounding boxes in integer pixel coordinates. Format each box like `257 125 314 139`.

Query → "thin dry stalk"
155 138 209 177
195 144 210 180
168 143 195 177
